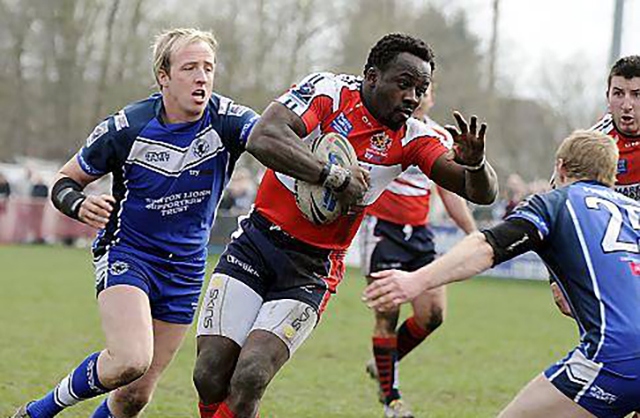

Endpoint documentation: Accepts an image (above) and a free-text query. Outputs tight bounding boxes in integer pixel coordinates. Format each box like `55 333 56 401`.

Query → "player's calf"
226 330 289 417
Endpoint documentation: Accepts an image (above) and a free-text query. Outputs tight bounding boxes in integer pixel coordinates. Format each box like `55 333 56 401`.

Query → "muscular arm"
436 185 477 234
56 156 101 187
430 153 499 205
245 102 325 184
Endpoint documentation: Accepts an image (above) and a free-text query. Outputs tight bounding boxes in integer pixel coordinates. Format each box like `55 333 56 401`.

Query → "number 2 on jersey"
585 196 640 253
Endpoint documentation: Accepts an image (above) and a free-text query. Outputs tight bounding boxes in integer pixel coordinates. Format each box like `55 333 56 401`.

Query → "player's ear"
556 158 569 184
157 69 170 89
364 67 379 86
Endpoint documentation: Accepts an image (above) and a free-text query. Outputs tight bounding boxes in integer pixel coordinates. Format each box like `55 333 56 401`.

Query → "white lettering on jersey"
114 110 129 131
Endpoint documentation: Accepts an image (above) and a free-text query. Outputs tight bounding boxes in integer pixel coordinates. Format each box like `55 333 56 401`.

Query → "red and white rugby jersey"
591 113 640 200
253 72 450 250
367 116 453 226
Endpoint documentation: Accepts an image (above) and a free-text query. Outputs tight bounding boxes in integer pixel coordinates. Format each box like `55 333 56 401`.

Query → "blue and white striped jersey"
509 181 640 362
77 93 258 259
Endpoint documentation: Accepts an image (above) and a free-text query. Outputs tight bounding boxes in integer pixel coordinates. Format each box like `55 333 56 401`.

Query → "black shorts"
213 211 345 314
360 215 436 276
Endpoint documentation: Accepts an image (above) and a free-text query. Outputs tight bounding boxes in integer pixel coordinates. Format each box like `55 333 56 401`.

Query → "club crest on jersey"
365 132 392 162
291 82 315 105
193 137 211 158
85 120 109 147
109 261 129 276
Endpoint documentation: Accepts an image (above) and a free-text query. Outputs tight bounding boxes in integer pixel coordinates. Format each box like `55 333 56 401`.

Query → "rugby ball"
295 132 358 225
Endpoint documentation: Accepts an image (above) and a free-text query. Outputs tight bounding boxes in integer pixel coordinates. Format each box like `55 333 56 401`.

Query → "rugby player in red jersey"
192 33 498 418
551 55 640 317
360 86 477 417
592 55 640 199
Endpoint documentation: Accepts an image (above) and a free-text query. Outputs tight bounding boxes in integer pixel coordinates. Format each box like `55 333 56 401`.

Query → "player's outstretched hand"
444 111 487 167
78 194 115 229
337 163 369 207
362 269 421 312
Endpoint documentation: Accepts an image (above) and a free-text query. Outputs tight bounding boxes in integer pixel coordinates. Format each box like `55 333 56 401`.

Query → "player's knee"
193 350 229 401
424 306 444 332
374 310 399 336
110 353 152 387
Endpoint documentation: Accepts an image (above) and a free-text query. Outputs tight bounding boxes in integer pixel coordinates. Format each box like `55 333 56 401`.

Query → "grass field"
0 245 577 417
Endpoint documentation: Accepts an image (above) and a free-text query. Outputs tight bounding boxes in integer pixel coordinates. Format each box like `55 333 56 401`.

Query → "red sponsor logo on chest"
628 260 640 276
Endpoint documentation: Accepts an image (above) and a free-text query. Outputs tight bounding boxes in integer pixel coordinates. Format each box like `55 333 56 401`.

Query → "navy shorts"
213 211 345 314
545 348 640 417
360 215 436 276
94 245 206 324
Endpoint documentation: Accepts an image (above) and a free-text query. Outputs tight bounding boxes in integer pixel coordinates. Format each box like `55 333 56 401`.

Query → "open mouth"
192 89 206 101
621 115 635 124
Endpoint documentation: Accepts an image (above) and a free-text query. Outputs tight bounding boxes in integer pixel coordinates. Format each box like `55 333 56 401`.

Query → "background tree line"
0 0 603 180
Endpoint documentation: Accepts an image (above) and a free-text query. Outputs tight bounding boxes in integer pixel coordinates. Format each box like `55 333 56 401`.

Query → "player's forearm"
413 232 494 290
247 123 324 183
463 161 499 205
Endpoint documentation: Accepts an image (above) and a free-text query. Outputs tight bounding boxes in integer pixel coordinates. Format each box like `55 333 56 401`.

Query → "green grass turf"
0 245 577 417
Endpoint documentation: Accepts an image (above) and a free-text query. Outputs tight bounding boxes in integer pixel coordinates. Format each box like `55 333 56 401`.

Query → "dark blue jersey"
77 93 258 259
509 181 640 362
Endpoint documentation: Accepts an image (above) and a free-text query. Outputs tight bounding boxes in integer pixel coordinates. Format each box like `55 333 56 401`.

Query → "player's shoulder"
120 93 162 127
590 113 615 134
84 94 158 148
209 92 257 119
402 117 453 148
295 72 360 95
570 180 639 206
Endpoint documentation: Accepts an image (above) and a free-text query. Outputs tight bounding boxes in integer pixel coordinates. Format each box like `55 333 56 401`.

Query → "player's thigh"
197 273 263 347
98 284 154 360
499 373 595 418
120 319 190 393
252 296 322 358
410 285 447 325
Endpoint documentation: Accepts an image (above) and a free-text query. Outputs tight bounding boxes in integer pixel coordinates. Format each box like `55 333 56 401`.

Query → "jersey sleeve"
506 192 556 239
76 116 124 177
275 72 339 135
402 118 451 176
218 98 260 160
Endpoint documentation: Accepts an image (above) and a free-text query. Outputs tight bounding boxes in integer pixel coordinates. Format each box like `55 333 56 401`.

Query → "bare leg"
107 319 190 417
225 330 290 418
193 335 242 405
498 373 595 418
97 285 154 389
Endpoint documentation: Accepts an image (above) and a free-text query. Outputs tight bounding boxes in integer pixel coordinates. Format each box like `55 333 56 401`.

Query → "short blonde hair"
556 130 618 187
152 28 218 89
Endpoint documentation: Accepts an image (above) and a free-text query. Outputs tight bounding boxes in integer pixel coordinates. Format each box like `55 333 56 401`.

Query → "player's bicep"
57 155 102 188
482 218 544 266
247 102 307 149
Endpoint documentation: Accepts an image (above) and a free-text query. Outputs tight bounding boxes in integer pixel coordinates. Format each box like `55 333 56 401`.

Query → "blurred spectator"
0 172 10 217
503 173 527 218
29 170 49 199
0 172 11 198
219 167 256 214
